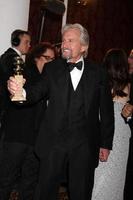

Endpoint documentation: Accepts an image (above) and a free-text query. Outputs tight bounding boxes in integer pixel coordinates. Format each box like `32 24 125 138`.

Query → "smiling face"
61 28 87 63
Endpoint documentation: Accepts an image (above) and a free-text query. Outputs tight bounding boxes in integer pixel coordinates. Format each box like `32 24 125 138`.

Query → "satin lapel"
82 63 96 115
56 62 71 110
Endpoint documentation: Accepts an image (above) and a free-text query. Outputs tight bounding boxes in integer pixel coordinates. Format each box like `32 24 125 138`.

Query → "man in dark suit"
0 30 40 200
8 23 114 200
122 74 133 200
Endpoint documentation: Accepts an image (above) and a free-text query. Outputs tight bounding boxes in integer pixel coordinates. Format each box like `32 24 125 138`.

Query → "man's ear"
81 45 88 54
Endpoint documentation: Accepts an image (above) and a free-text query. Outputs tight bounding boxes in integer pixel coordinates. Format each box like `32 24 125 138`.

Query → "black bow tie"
68 61 82 72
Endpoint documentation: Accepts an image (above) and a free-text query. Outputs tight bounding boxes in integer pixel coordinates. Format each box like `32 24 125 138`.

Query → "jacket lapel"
56 61 71 110
82 62 96 115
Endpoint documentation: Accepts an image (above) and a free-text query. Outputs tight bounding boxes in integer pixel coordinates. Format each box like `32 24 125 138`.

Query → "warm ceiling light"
76 0 90 6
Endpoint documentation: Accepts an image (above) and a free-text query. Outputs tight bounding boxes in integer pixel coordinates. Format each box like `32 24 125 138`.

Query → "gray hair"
61 23 89 58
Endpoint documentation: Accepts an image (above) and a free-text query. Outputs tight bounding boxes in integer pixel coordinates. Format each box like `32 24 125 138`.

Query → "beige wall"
0 0 30 55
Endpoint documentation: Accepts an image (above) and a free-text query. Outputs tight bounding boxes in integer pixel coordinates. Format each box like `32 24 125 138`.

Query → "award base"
11 95 26 103
11 75 26 103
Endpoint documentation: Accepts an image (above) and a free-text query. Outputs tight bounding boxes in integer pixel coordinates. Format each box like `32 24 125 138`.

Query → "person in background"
26 41 56 74
122 73 133 200
128 49 133 76
25 41 57 199
0 29 30 126
92 48 131 200
25 41 56 139
7 23 114 200
0 29 44 200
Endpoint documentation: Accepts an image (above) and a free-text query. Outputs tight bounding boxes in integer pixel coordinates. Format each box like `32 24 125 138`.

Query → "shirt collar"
75 56 84 63
11 47 22 57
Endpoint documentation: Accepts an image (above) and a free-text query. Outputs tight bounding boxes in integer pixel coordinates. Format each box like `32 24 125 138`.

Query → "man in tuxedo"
0 30 40 199
122 75 133 200
8 23 114 200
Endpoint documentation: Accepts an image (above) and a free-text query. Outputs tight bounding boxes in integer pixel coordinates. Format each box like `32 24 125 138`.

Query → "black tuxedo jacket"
26 58 114 167
0 48 44 145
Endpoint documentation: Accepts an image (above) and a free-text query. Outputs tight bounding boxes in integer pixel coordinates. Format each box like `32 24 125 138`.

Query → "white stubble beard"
61 48 72 61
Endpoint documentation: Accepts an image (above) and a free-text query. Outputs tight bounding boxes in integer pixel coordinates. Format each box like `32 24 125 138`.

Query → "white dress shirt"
69 57 84 90
11 47 25 61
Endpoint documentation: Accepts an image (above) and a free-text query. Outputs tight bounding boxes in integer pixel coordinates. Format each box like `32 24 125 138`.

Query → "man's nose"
62 41 69 48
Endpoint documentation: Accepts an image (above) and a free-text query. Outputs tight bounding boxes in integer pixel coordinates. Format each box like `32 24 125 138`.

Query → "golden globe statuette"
11 56 26 103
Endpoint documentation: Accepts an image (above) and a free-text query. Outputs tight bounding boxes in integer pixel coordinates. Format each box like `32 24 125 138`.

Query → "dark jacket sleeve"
128 75 133 130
